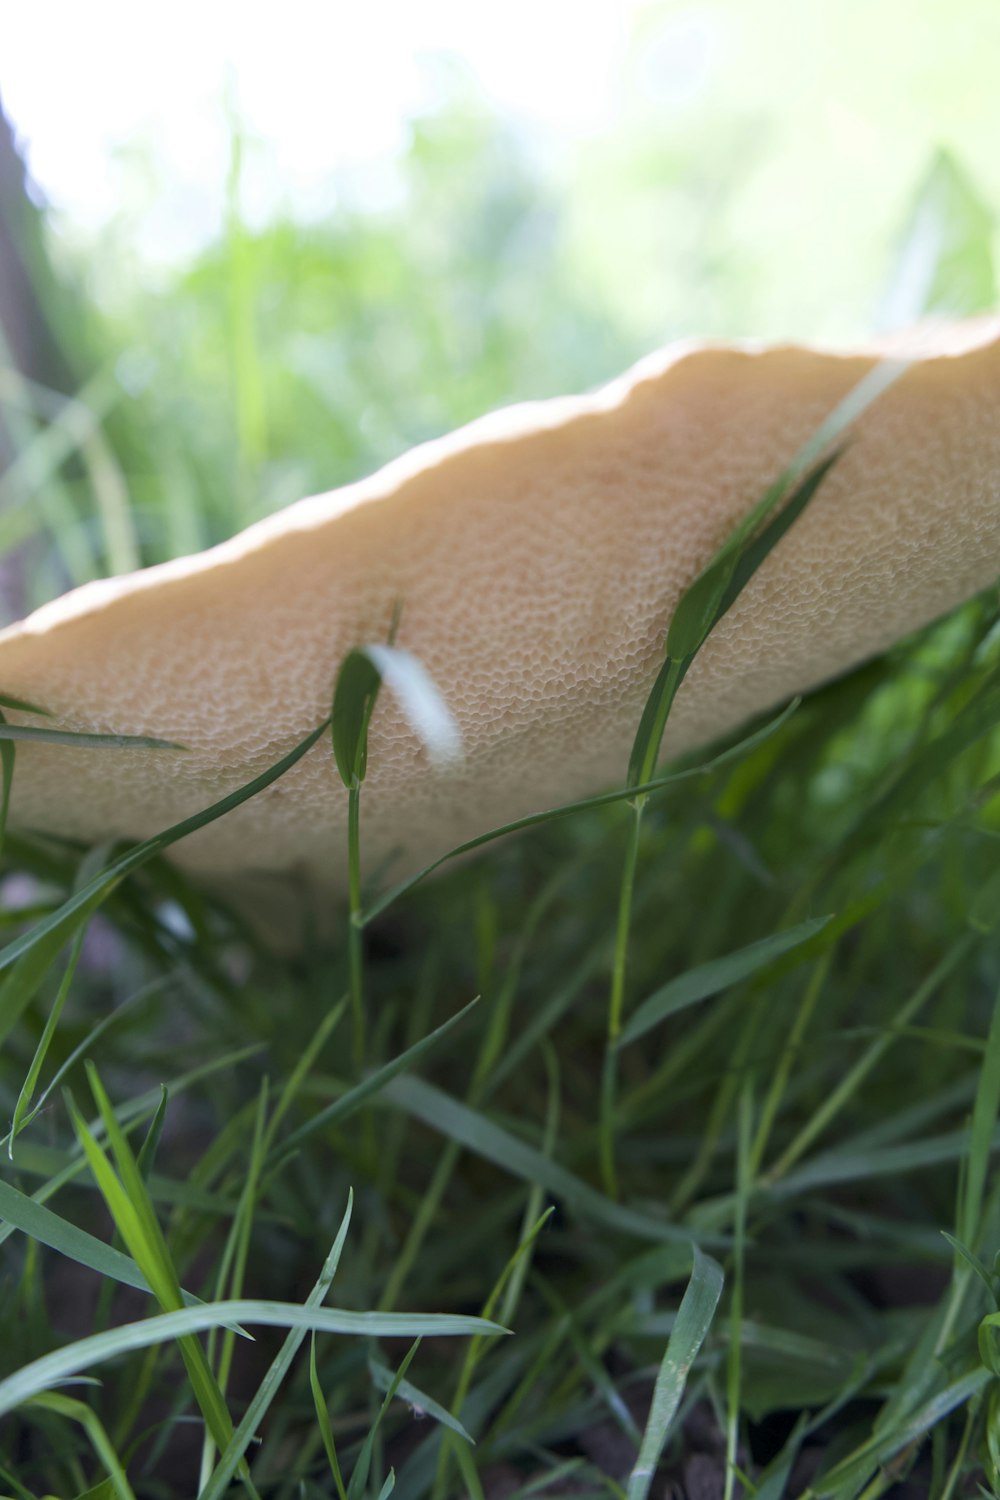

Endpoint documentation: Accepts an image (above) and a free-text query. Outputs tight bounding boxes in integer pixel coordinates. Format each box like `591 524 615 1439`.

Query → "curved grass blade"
0 1303 506 1419
0 718 330 978
24 1391 136 1500
368 1358 474 1444
716 451 843 624
633 356 905 793
362 700 801 927
630 455 843 794
350 1340 421 1500
617 915 833 1049
0 1174 202 1305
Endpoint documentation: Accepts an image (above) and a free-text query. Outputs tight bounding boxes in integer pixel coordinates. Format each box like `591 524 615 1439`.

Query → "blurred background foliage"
0 0 998 617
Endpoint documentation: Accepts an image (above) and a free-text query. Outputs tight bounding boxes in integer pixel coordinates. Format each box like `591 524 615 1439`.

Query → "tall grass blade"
626 1248 724 1500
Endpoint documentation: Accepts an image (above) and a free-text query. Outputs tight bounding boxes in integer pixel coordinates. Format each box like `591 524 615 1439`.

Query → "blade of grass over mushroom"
626 1248 724 1500
631 353 908 795
332 648 385 790
331 635 458 1064
361 700 800 925
606 459 844 1195
602 360 907 1201
617 915 833 1049
0 1304 505 1420
0 724 187 749
629 450 845 793
0 717 330 977
0 693 52 716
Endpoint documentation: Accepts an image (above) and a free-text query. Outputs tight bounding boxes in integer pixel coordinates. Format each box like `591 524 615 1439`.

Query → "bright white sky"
1 0 651 258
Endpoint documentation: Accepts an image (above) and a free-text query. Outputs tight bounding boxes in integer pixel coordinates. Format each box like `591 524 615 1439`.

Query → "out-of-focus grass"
1 88 1000 1499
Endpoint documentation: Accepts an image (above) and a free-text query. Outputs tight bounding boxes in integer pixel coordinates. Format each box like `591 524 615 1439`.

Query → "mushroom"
0 319 998 900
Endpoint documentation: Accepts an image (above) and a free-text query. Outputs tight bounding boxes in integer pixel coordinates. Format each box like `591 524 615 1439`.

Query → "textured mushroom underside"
2 325 1000 895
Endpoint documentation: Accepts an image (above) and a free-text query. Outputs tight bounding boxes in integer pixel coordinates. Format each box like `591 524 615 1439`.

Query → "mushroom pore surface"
1 322 999 899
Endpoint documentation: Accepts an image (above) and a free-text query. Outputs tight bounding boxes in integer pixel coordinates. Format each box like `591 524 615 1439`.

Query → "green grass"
4 490 1000 1497
3 107 1000 1499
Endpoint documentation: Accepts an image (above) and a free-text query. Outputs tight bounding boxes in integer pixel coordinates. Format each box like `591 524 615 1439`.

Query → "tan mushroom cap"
2 319 1000 897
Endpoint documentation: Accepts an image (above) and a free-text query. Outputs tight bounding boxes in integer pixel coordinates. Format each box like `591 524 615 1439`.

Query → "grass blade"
618 915 833 1049
24 1391 136 1500
363 701 800 927
960 981 1000 1249
0 718 330 977
0 724 185 750
627 1248 724 1500
310 1333 348 1500
275 996 480 1162
0 1305 504 1421
0 1175 200 1303
68 1070 238 1459
199 1194 355 1500
332 647 383 788
383 1075 704 1245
